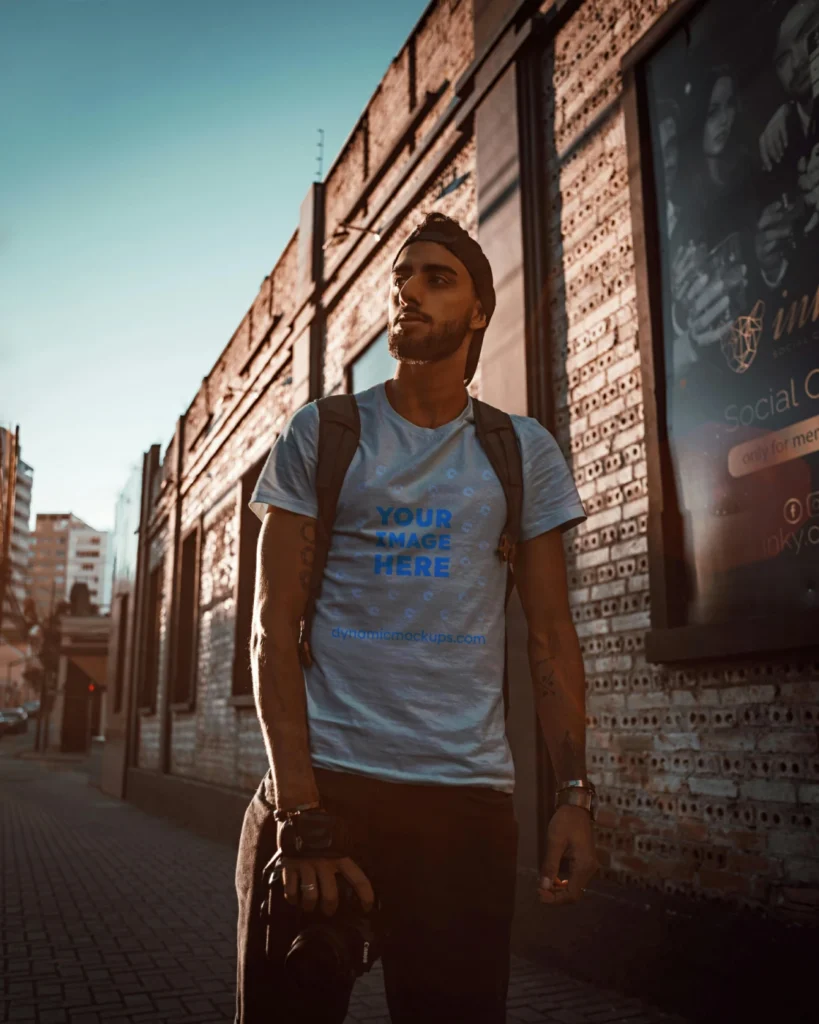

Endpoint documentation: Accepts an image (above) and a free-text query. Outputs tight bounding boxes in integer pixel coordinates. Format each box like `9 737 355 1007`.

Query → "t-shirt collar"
378 381 473 435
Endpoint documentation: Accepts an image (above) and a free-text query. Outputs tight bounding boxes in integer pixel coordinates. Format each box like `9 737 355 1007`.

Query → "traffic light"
87 683 96 694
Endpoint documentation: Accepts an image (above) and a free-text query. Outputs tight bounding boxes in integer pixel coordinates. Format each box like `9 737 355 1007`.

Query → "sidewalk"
0 745 693 1024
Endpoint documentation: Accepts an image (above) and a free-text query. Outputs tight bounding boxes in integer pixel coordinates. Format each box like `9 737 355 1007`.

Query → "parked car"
0 707 29 735
22 700 41 718
0 710 19 737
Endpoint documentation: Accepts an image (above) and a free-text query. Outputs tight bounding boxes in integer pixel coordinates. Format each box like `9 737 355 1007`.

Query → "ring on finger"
300 883 318 891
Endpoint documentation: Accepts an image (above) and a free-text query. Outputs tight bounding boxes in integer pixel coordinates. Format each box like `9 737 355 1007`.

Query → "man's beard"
387 310 472 365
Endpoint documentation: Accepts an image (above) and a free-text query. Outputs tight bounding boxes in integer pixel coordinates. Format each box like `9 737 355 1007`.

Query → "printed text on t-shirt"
373 506 452 578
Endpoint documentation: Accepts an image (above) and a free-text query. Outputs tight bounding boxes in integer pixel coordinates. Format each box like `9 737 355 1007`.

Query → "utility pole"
0 426 20 640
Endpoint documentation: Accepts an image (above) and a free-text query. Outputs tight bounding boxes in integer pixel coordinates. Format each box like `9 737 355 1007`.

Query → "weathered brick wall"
163 357 297 787
136 233 300 781
324 0 474 286
546 0 819 917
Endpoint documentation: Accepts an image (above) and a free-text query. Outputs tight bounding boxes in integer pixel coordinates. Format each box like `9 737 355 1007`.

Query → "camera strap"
276 808 353 860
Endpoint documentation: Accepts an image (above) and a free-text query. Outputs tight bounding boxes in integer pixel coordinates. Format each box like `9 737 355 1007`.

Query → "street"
0 735 691 1024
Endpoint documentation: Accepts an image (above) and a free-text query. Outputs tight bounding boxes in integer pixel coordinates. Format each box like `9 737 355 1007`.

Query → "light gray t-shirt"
250 382 585 792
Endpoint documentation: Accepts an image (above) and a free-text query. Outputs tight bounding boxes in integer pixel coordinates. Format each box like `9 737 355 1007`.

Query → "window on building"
81 563 94 570
90 538 100 545
348 330 395 393
113 593 129 714
173 524 201 708
139 563 163 712
233 455 267 697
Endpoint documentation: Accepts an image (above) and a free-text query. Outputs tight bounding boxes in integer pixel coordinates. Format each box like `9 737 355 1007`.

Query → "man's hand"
686 273 738 349
282 855 375 917
670 241 702 306
536 805 598 906
755 200 794 282
798 144 819 233
759 103 790 171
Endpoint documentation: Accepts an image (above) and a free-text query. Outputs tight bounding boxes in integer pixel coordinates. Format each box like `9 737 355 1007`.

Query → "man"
756 0 819 291
235 213 598 1023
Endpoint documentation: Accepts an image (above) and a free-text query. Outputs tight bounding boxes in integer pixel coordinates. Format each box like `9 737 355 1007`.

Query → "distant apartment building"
10 459 34 613
1 427 33 631
66 526 112 614
29 513 113 620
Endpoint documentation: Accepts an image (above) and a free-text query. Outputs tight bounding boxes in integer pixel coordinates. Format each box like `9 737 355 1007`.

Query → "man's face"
775 0 819 101
387 240 484 367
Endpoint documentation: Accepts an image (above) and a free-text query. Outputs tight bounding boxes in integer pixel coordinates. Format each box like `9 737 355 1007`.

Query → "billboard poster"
645 0 819 625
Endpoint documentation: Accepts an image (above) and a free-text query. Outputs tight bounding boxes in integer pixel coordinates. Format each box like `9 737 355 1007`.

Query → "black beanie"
392 213 495 385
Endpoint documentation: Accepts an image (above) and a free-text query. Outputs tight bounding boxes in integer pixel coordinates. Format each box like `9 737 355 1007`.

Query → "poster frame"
621 0 819 662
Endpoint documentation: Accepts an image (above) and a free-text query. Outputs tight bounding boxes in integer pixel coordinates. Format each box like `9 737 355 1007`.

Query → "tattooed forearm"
529 623 587 782
534 656 558 699
557 728 586 781
249 511 321 809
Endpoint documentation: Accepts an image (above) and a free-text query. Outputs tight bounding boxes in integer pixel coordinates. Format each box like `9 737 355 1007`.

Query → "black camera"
262 850 382 1003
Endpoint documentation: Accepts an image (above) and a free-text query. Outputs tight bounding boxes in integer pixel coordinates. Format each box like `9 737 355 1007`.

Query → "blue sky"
1 0 427 532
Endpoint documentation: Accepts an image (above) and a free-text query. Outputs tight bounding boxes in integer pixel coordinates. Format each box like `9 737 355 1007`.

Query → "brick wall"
545 0 819 918
136 224 301 782
322 0 474 291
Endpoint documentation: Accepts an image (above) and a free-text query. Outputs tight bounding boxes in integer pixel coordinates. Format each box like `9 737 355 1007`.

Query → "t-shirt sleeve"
249 403 320 522
514 417 586 541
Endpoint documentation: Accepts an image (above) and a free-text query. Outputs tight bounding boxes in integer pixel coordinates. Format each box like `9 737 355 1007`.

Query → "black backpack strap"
472 398 524 719
298 394 361 667
471 399 523 574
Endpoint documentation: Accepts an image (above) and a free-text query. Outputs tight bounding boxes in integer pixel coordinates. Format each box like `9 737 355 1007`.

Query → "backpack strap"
298 394 361 667
472 398 524 719
471 399 523 573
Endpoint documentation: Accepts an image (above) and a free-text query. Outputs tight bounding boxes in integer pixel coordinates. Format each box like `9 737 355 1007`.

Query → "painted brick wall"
544 0 819 918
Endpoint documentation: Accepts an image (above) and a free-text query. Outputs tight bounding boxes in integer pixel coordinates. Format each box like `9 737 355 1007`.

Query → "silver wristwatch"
554 778 597 821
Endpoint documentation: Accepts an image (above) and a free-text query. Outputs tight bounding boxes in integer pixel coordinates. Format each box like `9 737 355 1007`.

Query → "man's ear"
471 301 487 330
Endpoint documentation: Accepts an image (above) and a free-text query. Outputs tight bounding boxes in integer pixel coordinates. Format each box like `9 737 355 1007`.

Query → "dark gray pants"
235 767 518 1023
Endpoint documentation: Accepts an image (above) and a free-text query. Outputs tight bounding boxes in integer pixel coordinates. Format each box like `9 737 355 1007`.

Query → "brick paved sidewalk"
0 749 691 1024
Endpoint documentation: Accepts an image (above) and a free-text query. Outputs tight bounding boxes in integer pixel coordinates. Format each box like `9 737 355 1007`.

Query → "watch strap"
556 788 592 810
556 778 595 794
